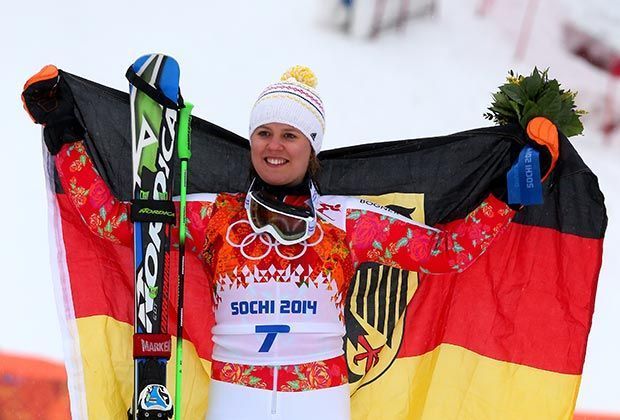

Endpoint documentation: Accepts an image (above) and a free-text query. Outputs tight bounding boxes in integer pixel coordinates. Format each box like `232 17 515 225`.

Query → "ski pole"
174 102 193 420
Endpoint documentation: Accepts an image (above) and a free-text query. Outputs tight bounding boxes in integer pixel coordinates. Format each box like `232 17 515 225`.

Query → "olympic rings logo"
225 220 324 261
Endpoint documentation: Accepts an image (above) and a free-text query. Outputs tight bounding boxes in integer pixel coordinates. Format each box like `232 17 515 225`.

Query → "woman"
54 66 523 419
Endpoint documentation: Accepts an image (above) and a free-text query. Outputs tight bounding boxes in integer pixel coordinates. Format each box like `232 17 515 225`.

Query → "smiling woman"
248 65 326 187
250 122 312 187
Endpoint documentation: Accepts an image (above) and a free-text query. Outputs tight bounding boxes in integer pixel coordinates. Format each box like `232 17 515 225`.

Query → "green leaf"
508 101 523 122
288 380 300 390
555 99 573 127
500 84 527 105
249 376 261 385
536 88 562 120
562 114 584 137
520 100 542 127
99 206 107 220
488 106 515 120
372 240 383 250
546 79 560 94
522 68 543 98
492 92 512 109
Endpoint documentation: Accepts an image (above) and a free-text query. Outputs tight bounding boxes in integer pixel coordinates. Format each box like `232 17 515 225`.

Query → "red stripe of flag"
399 222 602 375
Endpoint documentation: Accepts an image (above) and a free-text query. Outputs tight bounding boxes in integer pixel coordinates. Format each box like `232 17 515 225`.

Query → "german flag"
23 68 606 419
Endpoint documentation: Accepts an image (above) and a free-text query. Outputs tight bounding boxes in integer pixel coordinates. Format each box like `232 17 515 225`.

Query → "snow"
1 0 618 413
562 0 620 50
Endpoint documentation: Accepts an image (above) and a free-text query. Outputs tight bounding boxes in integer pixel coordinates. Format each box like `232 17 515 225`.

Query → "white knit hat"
249 66 326 154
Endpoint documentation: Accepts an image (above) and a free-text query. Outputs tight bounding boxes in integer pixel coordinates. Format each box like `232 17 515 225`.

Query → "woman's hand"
22 65 84 155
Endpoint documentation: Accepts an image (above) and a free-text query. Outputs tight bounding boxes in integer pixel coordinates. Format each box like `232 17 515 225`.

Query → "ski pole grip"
178 102 193 160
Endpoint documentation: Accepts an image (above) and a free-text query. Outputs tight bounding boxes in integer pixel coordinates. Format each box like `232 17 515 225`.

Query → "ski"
127 53 182 420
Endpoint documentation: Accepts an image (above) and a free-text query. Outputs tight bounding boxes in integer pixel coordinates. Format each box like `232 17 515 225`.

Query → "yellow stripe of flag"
77 316 211 420
76 317 580 420
351 343 580 420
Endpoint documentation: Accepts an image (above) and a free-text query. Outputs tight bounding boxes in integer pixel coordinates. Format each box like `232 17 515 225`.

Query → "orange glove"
22 65 84 154
526 117 559 181
22 65 60 123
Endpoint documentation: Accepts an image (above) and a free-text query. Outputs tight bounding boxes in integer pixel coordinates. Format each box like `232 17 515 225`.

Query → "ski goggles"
245 179 319 245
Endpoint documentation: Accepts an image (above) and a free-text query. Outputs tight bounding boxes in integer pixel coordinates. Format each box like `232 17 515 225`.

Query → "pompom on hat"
249 65 326 154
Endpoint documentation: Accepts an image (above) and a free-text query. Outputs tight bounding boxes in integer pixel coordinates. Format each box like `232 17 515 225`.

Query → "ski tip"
131 54 152 74
160 57 181 104
130 54 181 105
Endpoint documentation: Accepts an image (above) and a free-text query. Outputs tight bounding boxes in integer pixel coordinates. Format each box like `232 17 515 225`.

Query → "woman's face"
250 122 311 187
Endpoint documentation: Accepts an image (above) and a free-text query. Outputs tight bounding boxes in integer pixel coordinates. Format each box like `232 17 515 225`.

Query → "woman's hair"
307 151 321 183
248 150 321 188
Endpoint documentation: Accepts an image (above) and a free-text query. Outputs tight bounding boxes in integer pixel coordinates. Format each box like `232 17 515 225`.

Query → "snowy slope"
1 0 618 412
562 0 620 50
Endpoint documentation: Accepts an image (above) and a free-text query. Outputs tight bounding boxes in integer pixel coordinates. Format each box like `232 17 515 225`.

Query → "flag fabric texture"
26 69 606 419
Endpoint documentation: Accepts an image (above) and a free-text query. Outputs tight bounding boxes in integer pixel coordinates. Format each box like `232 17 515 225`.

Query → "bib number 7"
255 324 291 353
